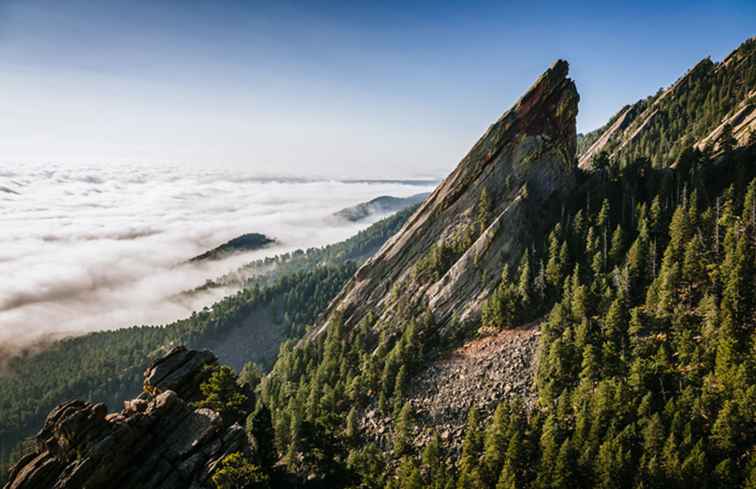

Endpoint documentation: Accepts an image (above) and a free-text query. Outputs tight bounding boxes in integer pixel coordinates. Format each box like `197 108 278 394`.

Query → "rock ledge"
4 347 246 489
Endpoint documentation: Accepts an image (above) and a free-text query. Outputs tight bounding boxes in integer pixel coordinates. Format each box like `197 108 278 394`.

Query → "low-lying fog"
0 163 436 351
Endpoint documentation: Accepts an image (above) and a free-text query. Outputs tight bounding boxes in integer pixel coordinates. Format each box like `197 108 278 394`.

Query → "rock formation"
3 347 247 489
695 100 756 155
578 37 756 169
314 59 579 336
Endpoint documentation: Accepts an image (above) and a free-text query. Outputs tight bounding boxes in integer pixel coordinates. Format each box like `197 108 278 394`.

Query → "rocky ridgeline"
579 37 756 169
315 60 578 339
360 325 539 453
4 347 247 489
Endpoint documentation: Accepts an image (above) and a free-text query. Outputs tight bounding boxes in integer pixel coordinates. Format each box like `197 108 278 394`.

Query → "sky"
0 0 754 178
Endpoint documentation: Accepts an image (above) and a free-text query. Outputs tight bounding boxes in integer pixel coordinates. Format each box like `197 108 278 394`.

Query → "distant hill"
188 233 274 263
333 192 429 222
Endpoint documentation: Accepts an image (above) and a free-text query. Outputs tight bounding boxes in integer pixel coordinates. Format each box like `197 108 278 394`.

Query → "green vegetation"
194 204 417 295
4 40 756 487
0 206 417 481
584 38 756 167
256 143 756 488
195 365 252 426
211 452 270 489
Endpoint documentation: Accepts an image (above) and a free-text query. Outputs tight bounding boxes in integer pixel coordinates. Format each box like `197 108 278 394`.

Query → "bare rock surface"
695 102 756 155
313 60 579 338
3 347 246 489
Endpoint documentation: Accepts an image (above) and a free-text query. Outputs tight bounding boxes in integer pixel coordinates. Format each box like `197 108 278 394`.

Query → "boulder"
3 348 246 489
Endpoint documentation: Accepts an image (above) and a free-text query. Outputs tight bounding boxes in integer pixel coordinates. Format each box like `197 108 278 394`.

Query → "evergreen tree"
247 404 277 470
478 189 492 235
458 407 483 487
394 401 414 456
211 452 270 489
481 403 507 484
195 365 251 426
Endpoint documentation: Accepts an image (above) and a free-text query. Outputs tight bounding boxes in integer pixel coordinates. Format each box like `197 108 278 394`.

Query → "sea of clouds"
0 163 436 353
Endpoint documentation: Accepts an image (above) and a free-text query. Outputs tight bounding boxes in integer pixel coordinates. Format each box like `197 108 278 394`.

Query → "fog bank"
0 163 435 350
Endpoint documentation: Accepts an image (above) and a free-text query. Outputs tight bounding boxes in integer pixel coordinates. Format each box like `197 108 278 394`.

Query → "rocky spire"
314 60 579 336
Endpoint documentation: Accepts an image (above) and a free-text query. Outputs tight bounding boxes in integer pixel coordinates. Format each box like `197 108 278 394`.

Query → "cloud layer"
0 163 435 350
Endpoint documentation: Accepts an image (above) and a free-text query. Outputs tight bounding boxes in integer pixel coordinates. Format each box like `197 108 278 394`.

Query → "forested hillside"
4 38 756 489
258 141 756 489
0 206 417 482
579 37 756 169
243 44 756 488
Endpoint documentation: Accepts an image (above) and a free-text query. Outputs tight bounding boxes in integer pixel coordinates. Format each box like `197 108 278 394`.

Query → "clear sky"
1 0 754 178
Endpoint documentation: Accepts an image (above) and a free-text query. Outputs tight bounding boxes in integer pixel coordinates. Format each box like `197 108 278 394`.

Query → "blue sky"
0 0 754 178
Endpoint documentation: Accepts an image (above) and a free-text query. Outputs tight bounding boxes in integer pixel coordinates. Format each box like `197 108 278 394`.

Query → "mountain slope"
262 46 755 488
579 37 756 169
5 40 756 489
316 60 579 338
0 208 417 482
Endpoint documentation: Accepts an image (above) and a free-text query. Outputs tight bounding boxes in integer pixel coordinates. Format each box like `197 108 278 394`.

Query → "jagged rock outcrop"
695 100 756 155
314 60 579 336
3 347 246 489
578 37 756 169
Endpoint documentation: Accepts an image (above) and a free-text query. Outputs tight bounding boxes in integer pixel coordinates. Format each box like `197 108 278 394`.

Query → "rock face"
578 37 756 169
695 101 756 155
3 347 246 489
314 60 578 336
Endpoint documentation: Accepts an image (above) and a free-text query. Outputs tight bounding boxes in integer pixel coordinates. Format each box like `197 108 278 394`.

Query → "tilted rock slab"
314 60 579 336
4 347 246 489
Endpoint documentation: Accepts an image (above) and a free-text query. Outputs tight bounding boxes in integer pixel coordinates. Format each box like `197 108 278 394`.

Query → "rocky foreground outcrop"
4 347 247 489
314 60 579 337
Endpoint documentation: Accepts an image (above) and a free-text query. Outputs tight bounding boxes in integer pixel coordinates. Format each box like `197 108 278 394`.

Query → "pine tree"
552 439 576 488
397 457 424 489
517 249 532 310
546 231 566 293
195 365 251 426
536 415 560 488
458 407 482 486
211 452 270 489
393 365 408 415
478 189 492 235
481 403 507 484
394 401 413 456
247 404 277 469
609 225 625 268
422 434 444 488
345 406 358 442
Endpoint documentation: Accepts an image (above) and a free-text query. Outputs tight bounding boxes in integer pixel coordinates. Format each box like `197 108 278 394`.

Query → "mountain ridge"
314 59 578 338
578 37 756 169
